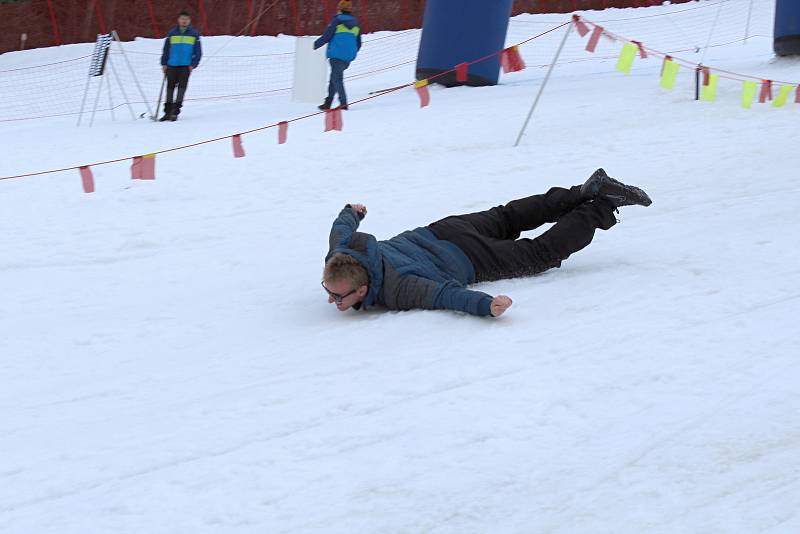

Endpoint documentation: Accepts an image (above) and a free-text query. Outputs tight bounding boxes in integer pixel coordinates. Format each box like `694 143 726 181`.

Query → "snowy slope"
1 1 799 533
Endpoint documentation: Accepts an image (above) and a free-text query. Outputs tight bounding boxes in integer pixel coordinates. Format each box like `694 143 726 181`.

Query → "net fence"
0 1 770 122
0 29 424 121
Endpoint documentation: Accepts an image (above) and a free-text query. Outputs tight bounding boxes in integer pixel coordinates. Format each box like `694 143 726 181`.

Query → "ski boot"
581 168 652 208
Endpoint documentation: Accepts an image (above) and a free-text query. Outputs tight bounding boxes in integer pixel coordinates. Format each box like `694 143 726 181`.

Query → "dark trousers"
164 66 191 115
428 187 617 282
325 59 351 106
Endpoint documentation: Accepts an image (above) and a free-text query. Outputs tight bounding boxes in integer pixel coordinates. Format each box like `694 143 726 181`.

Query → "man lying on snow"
322 169 652 318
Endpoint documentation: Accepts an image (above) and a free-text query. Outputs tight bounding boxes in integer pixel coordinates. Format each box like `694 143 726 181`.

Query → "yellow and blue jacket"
314 14 362 62
161 25 202 68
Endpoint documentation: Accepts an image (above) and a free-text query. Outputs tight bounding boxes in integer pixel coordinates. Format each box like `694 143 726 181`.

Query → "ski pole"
152 73 166 120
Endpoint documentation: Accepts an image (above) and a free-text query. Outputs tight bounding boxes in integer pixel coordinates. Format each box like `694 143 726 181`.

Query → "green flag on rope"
660 60 680 90
700 74 719 102
772 84 793 108
616 43 638 74
741 80 757 109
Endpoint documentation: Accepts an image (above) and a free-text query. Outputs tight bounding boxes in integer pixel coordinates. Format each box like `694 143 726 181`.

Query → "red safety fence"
0 0 692 54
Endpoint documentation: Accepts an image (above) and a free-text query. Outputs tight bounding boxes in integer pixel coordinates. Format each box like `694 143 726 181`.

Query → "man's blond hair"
323 253 369 287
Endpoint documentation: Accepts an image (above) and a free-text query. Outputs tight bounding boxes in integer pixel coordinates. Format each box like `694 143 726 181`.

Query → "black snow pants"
427 186 617 282
165 66 191 115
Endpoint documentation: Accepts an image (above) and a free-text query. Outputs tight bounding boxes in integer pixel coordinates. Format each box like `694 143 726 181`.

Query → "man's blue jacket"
161 25 202 68
314 13 362 62
326 206 494 317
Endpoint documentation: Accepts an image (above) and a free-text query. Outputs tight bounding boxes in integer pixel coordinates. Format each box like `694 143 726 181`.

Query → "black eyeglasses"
321 281 357 303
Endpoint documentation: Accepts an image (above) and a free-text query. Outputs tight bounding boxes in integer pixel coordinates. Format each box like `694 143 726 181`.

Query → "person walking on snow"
322 169 652 318
159 10 202 121
314 0 362 111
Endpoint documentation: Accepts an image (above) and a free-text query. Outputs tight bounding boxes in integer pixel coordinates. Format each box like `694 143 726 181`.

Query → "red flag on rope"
796 85 800 104
232 134 245 158
501 46 526 73
79 166 94 193
131 157 142 179
324 108 342 132
415 80 430 108
759 80 772 103
701 66 710 86
586 25 603 53
632 40 648 59
131 154 156 180
278 121 288 144
455 62 468 83
572 15 590 37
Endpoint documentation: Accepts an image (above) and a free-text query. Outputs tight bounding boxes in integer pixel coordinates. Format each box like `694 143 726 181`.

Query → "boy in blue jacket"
314 0 362 110
159 10 202 121
322 169 652 318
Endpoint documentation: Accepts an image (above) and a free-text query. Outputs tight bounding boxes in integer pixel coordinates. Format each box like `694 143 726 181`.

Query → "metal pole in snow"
89 75 104 127
744 0 755 43
700 0 725 65
112 30 154 120
107 53 138 120
695 66 701 101
77 74 92 126
514 21 573 147
106 68 115 121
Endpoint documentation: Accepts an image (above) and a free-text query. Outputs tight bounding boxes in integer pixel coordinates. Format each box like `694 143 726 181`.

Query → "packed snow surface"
1 1 798 532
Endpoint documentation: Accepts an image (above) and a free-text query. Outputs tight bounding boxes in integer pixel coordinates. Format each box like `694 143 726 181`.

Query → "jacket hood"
335 14 358 29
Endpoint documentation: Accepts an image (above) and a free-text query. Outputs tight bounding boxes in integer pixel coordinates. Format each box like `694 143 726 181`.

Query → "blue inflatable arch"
774 0 800 56
416 0 515 86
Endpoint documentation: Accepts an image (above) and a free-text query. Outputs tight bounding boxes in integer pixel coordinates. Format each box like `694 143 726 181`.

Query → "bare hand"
490 295 512 317
162 65 167 74
350 204 367 217
188 66 193 72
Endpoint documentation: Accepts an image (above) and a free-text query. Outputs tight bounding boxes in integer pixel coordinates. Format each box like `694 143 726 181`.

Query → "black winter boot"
580 168 652 208
318 100 332 110
159 103 173 122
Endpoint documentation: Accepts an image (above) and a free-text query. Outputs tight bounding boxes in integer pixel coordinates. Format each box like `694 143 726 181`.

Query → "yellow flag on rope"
700 74 719 102
741 80 758 109
772 84 793 107
616 43 638 74
660 60 680 90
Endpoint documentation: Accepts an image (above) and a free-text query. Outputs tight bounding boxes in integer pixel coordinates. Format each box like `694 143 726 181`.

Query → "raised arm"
327 204 367 258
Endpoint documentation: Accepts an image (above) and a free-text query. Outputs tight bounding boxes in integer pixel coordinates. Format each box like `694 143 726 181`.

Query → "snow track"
1 1 798 532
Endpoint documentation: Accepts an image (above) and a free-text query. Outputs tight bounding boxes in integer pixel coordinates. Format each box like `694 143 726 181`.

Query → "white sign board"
292 36 328 103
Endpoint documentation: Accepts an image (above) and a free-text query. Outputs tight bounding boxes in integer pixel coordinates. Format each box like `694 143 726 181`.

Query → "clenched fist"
490 295 512 317
350 204 367 217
